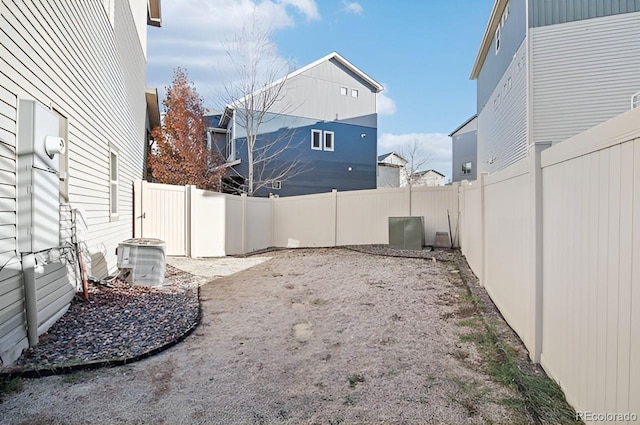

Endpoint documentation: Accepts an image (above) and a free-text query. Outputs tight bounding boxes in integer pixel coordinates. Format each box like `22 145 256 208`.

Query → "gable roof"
377 151 407 163
448 114 478 137
221 52 384 127
414 169 445 178
470 0 509 80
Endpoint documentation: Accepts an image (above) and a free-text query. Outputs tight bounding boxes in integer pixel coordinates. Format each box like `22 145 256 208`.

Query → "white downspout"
21 253 38 346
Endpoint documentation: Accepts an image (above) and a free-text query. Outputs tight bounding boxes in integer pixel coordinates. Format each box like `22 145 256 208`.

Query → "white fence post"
479 172 488 287
187 185 195 258
529 141 552 363
241 193 247 254
332 189 338 247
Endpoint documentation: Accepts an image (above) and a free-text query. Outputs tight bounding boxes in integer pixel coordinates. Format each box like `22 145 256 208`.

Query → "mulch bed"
1 265 200 376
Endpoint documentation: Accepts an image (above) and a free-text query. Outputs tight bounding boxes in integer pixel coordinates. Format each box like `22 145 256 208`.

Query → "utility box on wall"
17 99 65 253
388 217 424 250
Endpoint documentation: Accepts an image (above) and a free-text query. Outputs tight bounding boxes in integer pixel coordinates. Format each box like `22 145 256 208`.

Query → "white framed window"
109 146 119 219
340 87 348 96
324 131 334 152
311 129 322 150
351 89 359 98
495 26 501 54
462 162 472 175
271 180 282 190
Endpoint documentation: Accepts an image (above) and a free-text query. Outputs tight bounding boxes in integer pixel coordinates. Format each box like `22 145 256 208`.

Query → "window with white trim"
109 147 119 219
271 180 282 190
495 26 501 53
340 87 348 96
462 162 472 175
311 129 322 150
352 89 359 98
324 131 334 151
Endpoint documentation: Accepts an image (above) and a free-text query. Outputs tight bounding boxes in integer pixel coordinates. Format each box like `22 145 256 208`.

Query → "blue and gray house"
472 0 640 174
449 115 477 182
206 52 383 197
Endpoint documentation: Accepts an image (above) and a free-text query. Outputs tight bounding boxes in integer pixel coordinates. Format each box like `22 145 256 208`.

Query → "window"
507 77 512 92
351 89 359 98
340 87 348 96
462 162 473 175
495 26 501 53
271 180 282 190
311 129 322 150
109 147 119 219
324 131 334 151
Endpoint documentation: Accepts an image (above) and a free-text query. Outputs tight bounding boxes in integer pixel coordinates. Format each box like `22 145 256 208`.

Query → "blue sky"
147 0 494 181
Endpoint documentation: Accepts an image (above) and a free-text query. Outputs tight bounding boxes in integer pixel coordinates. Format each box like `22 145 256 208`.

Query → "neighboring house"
207 52 383 197
0 0 161 365
377 152 408 188
449 115 477 182
471 0 640 174
410 170 446 187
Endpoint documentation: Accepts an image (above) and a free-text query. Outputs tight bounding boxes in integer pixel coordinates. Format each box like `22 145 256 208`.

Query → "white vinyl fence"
136 183 459 257
458 108 640 423
135 107 640 422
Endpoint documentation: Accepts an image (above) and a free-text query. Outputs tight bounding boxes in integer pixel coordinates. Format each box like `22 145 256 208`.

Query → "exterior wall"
377 164 400 188
477 0 527 111
232 113 377 197
530 0 640 27
413 171 445 187
452 130 478 182
477 40 528 173
540 107 640 421
274 58 377 122
0 0 149 364
460 181 483 279
530 12 640 145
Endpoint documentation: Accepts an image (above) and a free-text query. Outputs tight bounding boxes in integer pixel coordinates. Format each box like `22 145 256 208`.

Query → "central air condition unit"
117 238 166 286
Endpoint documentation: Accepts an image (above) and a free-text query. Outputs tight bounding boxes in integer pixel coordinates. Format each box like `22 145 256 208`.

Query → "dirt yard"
0 248 531 424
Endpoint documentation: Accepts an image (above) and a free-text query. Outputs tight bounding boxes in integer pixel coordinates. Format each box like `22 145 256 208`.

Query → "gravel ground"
0 265 200 374
0 248 530 424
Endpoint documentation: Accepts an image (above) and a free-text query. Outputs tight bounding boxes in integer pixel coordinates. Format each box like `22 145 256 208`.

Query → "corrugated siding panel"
531 12 640 145
530 0 640 27
477 40 528 174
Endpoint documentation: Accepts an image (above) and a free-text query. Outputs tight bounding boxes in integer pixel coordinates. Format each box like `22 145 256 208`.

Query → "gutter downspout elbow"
22 253 38 347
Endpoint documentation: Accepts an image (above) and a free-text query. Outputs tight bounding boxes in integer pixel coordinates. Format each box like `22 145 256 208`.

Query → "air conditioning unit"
117 238 166 286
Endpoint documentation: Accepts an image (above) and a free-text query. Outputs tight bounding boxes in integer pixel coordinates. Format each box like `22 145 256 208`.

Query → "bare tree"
219 18 309 196
399 139 433 187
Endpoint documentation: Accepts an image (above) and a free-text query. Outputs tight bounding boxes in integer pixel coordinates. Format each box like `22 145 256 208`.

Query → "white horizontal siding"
477 40 528 174
531 12 640 145
0 0 147 363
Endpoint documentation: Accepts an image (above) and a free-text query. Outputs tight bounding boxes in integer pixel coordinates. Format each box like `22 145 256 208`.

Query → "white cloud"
279 0 320 20
341 1 364 15
378 133 452 181
147 0 319 107
377 84 397 116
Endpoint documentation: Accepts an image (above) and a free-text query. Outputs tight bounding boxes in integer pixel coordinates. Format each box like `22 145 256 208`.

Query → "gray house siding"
530 0 640 27
531 12 640 145
477 0 527 112
274 58 378 122
478 40 528 174
0 0 148 365
452 131 478 182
